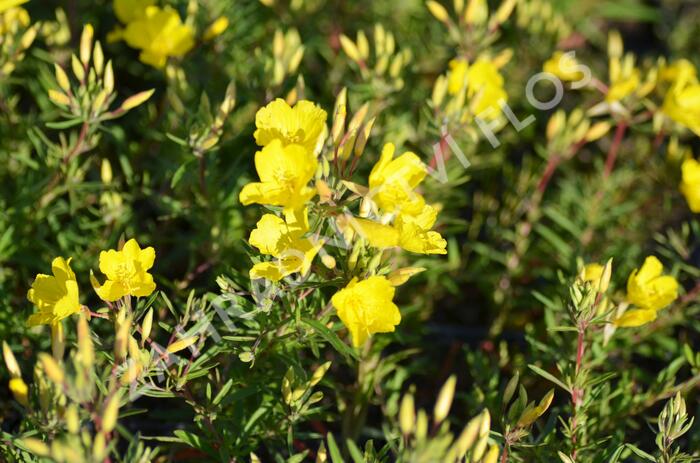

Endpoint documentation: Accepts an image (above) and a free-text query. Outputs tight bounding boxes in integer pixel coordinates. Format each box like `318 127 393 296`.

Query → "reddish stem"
603 122 627 179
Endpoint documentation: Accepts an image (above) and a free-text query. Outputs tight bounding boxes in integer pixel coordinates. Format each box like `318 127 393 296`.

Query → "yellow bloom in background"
0 3 29 35
0 0 27 13
254 99 328 153
447 58 469 95
93 239 156 301
582 263 604 285
203 16 229 41
606 67 640 103
660 59 697 83
369 143 427 215
8 377 28 406
248 210 322 281
27 257 81 327
113 0 155 25
331 276 401 347
663 65 700 136
543 51 585 82
626 256 679 311
680 157 700 212
239 139 318 209
122 6 194 68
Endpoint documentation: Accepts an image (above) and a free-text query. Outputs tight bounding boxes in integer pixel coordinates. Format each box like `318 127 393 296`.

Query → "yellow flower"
239 139 318 209
395 205 447 255
543 51 585 82
248 210 322 281
27 257 81 327
349 205 447 255
254 99 328 153
660 59 697 83
447 57 507 119
92 239 156 302
606 69 640 102
113 0 155 24
368 143 427 215
680 157 700 212
122 6 194 68
8 377 28 406
614 308 657 328
349 217 399 249
331 276 401 347
582 263 604 284
662 66 700 137
625 256 678 312
0 0 27 13
0 4 29 35
447 58 469 95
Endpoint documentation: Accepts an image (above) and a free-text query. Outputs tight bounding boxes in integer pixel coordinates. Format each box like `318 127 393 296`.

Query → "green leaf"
624 444 656 461
46 118 84 129
599 1 659 22
346 439 365 463
528 364 571 393
326 433 343 463
302 318 359 362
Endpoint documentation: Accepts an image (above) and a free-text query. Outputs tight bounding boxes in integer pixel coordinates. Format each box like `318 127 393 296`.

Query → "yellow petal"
614 308 657 327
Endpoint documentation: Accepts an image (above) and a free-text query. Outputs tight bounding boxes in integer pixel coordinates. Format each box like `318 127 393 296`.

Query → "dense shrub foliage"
1 0 699 462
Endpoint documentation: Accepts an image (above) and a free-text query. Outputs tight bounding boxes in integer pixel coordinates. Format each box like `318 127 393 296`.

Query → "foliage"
1 0 700 462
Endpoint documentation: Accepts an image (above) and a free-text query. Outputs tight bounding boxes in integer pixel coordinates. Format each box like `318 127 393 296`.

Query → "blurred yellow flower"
8 377 28 406
447 57 507 119
331 276 401 347
368 143 427 215
662 65 700 136
113 0 155 25
680 157 700 212
0 0 27 13
248 210 322 281
606 68 640 103
660 59 697 83
0 4 29 35
27 257 81 327
543 51 585 82
239 139 318 209
203 16 229 41
254 99 328 153
93 239 156 301
122 6 194 68
626 256 678 311
582 263 604 284
447 58 469 95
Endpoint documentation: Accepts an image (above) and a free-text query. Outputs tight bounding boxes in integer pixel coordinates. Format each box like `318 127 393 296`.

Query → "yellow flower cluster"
662 60 700 137
349 143 447 255
615 256 679 327
240 96 446 347
27 239 156 327
239 99 327 282
0 0 28 35
445 56 508 121
110 0 194 68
